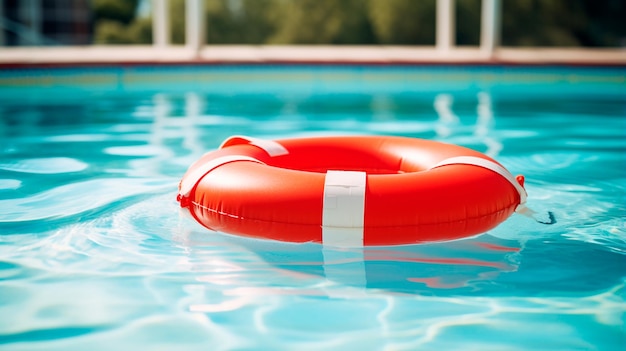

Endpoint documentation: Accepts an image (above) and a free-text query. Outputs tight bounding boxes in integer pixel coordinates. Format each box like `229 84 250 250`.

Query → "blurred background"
0 0 624 48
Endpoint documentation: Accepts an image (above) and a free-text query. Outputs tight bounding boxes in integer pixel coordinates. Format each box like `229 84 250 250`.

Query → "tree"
269 0 375 44
168 0 286 45
91 0 625 47
169 0 186 44
233 0 285 44
92 0 140 25
92 0 150 44
367 0 436 45
501 0 586 46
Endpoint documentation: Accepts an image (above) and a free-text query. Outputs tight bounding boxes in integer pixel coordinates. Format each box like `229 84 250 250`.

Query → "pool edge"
1 46 625 68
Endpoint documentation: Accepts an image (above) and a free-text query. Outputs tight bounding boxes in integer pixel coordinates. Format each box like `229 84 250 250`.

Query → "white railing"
152 0 169 48
2 0 623 65
1 0 501 56
480 0 501 56
436 0 455 52
151 0 500 57
184 0 205 54
0 0 626 66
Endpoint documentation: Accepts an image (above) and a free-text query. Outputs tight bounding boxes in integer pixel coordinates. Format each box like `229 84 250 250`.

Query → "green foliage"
92 0 140 25
270 0 375 44
91 0 625 47
204 0 239 44
168 0 287 45
128 17 153 44
92 0 148 45
94 20 128 44
227 0 286 44
169 0 186 44
94 18 151 44
368 0 436 45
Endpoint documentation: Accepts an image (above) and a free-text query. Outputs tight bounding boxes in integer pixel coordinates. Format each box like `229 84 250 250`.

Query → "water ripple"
0 179 21 190
0 157 87 174
1 66 625 351
0 326 105 344
0 178 171 224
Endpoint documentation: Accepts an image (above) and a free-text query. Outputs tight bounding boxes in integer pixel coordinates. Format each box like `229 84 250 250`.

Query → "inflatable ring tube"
177 135 526 246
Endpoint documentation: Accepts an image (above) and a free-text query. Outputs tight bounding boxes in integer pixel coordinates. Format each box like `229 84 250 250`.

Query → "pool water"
0 65 625 350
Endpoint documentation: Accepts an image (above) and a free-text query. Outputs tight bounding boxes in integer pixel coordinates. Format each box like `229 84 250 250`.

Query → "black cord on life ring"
535 211 556 225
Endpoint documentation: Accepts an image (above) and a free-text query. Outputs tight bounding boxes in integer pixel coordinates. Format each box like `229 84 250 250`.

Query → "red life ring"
177 135 527 246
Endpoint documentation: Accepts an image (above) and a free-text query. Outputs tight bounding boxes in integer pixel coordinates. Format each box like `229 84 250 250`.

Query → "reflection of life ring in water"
177 135 527 246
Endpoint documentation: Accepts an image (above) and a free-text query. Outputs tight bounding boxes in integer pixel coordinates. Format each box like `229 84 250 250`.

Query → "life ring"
177 135 527 246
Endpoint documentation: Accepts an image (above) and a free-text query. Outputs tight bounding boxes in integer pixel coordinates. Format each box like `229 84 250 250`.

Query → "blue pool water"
0 65 625 350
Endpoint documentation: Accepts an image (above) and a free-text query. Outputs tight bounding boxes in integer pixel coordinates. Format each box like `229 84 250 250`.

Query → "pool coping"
0 46 625 67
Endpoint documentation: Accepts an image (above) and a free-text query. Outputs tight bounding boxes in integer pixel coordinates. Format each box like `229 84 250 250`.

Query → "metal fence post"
152 0 169 47
480 0 501 57
186 0 205 56
436 0 455 52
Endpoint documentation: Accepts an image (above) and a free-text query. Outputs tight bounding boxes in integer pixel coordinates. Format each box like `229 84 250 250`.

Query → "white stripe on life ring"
322 170 367 247
430 156 527 204
220 135 289 157
179 155 264 197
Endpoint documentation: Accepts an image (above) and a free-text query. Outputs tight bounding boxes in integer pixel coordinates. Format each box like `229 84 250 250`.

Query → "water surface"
0 65 625 350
